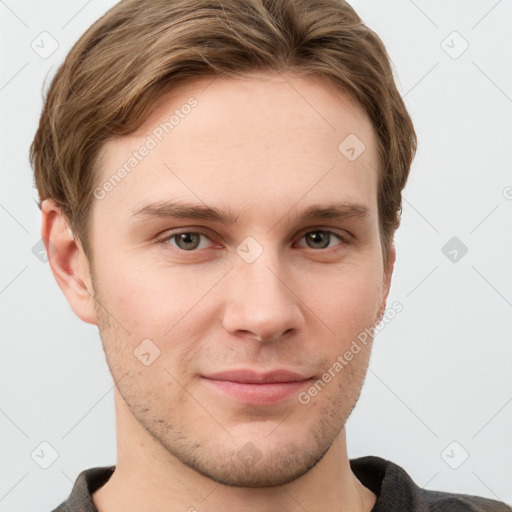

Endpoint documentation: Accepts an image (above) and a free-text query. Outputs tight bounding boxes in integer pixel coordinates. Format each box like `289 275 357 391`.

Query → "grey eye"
300 231 342 249
173 232 204 250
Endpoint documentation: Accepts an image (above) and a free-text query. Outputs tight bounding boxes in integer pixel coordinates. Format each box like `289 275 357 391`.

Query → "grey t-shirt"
50 455 511 511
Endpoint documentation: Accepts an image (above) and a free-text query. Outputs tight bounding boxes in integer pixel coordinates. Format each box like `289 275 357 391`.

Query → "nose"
221 247 304 343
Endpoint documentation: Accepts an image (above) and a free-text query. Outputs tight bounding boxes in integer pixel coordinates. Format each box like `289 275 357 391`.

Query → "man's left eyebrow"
290 203 370 224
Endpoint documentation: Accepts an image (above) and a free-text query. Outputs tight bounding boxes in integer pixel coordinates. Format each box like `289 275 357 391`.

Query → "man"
30 0 511 511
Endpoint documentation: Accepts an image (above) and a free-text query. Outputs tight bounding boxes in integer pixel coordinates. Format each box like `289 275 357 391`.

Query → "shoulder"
49 465 115 512
350 455 511 512
420 488 512 512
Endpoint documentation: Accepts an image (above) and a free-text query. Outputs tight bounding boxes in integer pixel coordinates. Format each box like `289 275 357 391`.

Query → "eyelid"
295 226 351 242
156 228 217 248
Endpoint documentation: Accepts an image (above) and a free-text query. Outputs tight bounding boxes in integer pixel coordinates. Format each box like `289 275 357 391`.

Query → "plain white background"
1 0 511 510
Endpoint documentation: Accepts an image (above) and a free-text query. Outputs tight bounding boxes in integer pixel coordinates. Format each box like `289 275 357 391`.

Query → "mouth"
200 369 315 405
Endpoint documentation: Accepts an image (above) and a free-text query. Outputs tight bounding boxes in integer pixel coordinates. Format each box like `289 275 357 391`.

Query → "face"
86 72 391 487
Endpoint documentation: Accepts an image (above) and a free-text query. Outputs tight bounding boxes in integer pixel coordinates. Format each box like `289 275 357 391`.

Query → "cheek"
94 255 207 335
92 257 218 374
302 263 383 344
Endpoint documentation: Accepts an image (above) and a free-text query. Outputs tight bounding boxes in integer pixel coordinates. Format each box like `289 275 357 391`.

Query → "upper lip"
202 369 311 384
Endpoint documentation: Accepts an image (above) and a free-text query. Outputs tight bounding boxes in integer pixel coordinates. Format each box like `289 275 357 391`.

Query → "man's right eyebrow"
131 201 240 225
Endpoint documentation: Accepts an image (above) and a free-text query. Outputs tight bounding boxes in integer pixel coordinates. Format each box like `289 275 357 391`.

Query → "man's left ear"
376 242 396 324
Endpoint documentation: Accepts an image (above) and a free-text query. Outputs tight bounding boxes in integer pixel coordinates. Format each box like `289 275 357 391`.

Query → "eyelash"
156 228 350 254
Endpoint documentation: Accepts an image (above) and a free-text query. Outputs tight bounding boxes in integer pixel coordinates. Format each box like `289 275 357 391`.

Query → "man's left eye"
297 230 345 250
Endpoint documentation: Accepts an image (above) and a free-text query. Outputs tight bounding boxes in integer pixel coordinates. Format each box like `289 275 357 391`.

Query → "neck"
92 388 376 512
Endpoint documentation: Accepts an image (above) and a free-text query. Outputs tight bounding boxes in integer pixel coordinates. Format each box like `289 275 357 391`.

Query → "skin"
42 71 395 512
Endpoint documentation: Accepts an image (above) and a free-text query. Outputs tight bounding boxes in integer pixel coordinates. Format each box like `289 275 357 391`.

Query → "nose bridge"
242 252 286 303
223 238 302 340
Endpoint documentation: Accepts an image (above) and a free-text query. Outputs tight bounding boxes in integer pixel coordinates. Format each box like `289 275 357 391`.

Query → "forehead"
93 72 379 228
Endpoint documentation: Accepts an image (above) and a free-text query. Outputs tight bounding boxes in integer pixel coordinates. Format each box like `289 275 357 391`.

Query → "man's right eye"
157 230 215 251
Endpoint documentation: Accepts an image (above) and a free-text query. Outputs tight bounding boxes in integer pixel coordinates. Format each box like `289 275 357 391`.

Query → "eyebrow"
131 200 370 226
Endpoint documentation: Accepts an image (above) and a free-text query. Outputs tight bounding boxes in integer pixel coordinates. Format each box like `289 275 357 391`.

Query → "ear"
41 199 98 325
376 242 396 324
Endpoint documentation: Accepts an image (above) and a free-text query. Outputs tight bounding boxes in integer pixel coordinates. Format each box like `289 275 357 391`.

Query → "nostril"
256 328 294 342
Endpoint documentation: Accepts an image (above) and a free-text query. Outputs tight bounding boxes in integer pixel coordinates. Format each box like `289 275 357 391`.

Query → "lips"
201 369 314 405
202 369 310 384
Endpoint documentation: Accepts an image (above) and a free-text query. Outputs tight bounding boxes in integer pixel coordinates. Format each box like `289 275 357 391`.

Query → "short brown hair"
30 0 416 265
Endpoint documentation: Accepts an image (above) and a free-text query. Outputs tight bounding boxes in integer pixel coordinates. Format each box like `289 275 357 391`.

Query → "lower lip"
201 378 313 405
